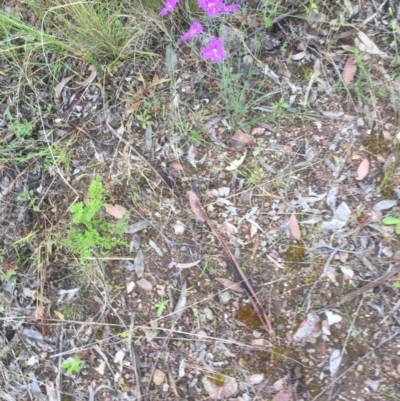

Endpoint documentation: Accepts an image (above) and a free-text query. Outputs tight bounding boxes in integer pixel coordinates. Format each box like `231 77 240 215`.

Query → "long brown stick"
190 192 273 333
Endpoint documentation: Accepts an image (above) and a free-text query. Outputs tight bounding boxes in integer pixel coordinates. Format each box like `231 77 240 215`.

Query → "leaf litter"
2 1 400 400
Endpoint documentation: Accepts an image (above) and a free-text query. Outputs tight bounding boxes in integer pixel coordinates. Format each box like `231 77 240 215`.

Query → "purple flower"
198 0 240 16
201 37 226 62
181 21 203 41
220 2 240 13
159 0 180 16
198 0 222 16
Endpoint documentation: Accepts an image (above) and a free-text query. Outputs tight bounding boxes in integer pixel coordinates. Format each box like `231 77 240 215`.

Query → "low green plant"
18 190 40 212
155 298 168 317
381 216 400 234
65 176 128 263
62 355 84 375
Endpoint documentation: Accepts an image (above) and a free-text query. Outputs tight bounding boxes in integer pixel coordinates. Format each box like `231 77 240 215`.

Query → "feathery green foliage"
66 176 128 263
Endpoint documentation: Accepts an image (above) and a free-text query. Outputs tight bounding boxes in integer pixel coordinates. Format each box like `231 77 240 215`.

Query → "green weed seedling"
65 176 128 263
62 355 84 375
381 216 400 234
155 298 168 317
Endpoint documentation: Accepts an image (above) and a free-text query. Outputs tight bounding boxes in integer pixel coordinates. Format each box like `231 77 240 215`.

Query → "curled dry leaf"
272 387 293 401
54 75 74 101
342 55 357 84
105 204 127 219
289 213 301 240
173 220 185 235
168 162 183 178
202 376 238 400
215 278 244 293
293 312 321 344
75 65 97 86
356 158 369 180
225 152 247 171
231 130 255 147
188 191 205 222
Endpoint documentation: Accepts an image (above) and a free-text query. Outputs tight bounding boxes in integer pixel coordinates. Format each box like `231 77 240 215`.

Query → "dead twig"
315 266 400 313
190 191 274 333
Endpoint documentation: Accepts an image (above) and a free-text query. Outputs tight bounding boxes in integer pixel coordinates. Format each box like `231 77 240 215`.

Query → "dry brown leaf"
105 204 127 219
54 75 74 100
356 31 387 57
272 387 293 401
289 213 301 240
215 278 244 293
188 191 205 221
293 312 321 343
202 376 238 400
356 158 369 180
231 130 255 147
342 55 357 84
75 65 97 86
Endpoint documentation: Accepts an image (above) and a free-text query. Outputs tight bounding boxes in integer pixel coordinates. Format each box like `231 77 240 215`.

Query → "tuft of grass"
37 0 163 64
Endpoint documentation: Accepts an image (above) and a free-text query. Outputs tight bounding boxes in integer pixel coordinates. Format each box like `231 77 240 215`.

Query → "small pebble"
137 278 153 292
219 291 231 304
152 369 165 385
203 307 214 320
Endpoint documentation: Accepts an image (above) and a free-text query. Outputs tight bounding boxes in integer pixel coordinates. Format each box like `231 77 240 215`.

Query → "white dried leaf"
326 187 339 212
202 376 238 400
173 220 185 235
173 282 187 319
54 75 74 100
134 252 145 277
178 359 186 378
372 200 397 211
292 51 307 60
325 265 338 285
251 338 272 347
121 260 135 272
329 349 342 378
94 361 106 375
149 239 163 256
126 281 135 293
365 379 380 391
340 265 354 279
250 221 258 238
248 374 264 385
325 311 342 325
293 313 320 344
126 220 150 234
322 320 331 335
225 152 247 171
206 187 230 198
114 350 125 364
356 31 387 57
322 202 351 230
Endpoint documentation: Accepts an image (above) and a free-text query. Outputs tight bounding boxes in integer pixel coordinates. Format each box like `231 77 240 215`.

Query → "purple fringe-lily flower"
181 21 203 41
198 0 240 16
220 2 240 13
198 0 222 16
159 0 180 16
201 37 226 62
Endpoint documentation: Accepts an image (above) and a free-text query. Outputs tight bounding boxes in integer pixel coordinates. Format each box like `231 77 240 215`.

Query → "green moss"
207 373 227 386
235 305 262 328
284 242 306 262
362 133 390 156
